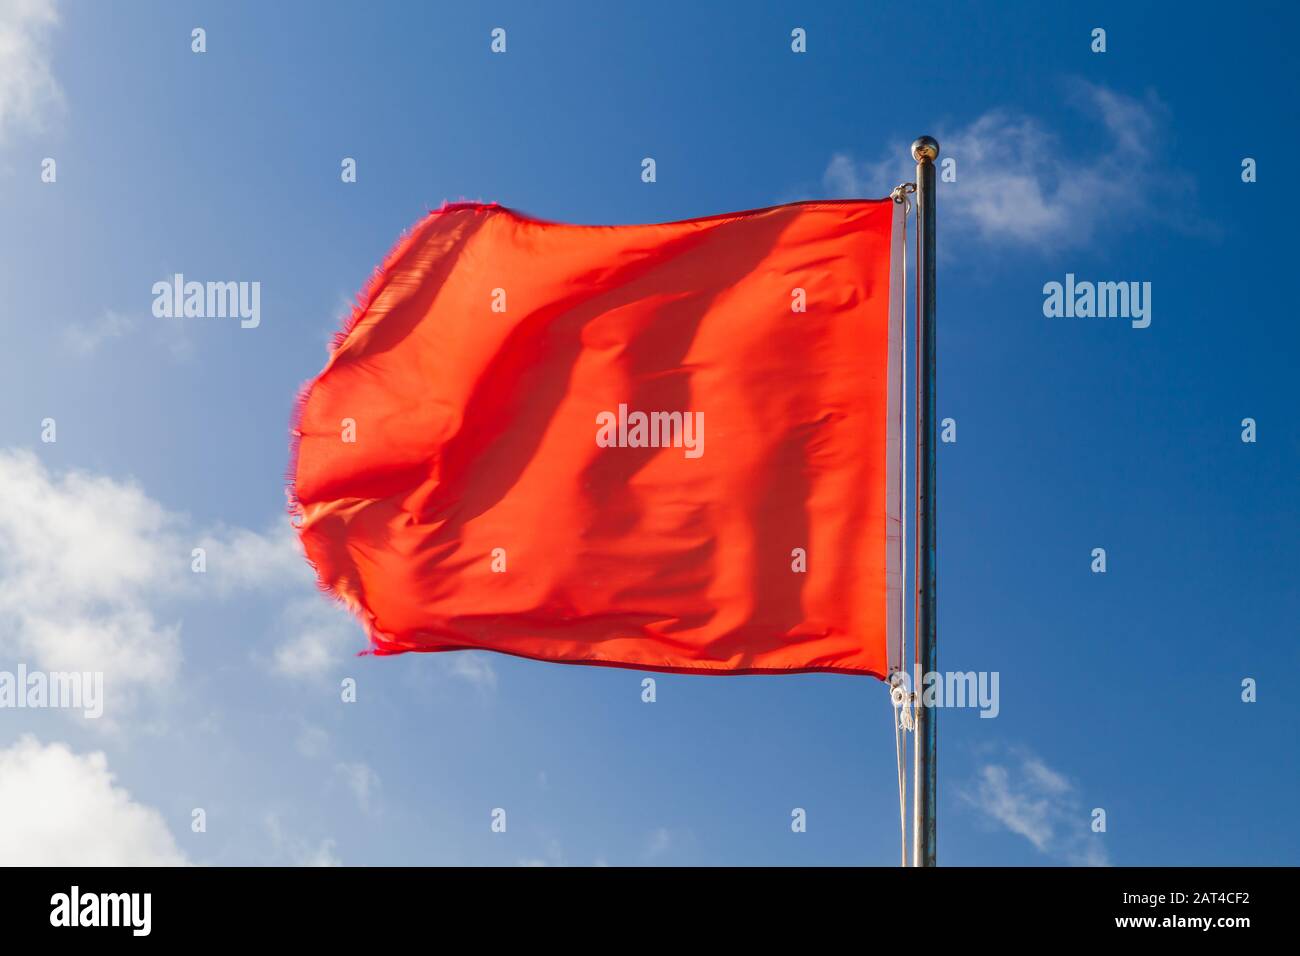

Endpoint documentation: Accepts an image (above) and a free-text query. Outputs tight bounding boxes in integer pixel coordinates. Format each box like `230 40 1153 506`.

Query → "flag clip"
889 671 915 732
890 182 916 214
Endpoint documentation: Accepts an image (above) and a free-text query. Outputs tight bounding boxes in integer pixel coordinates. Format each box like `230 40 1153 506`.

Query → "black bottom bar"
2 865 1283 941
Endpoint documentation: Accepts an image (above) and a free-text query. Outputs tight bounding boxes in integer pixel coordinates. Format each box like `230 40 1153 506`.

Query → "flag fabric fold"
290 199 903 678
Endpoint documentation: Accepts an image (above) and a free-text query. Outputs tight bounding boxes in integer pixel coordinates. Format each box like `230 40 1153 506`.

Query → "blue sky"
0 0 1296 866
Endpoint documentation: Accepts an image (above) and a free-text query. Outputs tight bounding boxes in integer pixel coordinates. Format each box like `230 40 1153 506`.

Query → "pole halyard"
911 135 939 868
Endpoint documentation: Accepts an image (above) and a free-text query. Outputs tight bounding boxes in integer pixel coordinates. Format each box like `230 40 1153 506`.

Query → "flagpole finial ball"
911 136 940 163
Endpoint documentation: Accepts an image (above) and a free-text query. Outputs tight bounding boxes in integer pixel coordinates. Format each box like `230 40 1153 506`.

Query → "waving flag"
290 199 904 677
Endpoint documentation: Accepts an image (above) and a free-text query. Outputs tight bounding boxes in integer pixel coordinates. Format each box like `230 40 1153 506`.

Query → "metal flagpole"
911 135 939 868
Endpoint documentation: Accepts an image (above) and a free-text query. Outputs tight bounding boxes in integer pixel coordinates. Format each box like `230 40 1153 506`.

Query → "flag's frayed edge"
285 201 502 655
286 200 501 514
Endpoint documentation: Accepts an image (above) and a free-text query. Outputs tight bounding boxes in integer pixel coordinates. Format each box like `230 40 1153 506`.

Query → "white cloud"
0 451 362 716
0 449 364 686
0 0 62 148
0 449 482 701
961 749 1108 866
823 82 1194 251
199 520 312 596
0 451 184 699
0 735 188 865
334 761 380 814
270 595 363 680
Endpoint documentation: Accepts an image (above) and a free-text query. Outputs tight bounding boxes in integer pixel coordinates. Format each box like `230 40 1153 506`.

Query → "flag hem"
370 641 891 679
885 199 906 677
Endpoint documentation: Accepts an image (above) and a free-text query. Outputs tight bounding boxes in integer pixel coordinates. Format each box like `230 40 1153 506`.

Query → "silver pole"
911 135 939 868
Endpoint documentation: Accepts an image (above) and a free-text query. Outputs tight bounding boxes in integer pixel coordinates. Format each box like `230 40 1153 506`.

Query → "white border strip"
885 199 906 676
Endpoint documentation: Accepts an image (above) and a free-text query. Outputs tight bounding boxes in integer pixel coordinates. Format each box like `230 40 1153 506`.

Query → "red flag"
290 200 903 677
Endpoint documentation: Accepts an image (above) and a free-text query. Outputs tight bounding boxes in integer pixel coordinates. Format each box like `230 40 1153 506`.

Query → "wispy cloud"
334 760 381 814
62 307 199 362
0 0 63 148
517 836 566 868
645 826 672 860
398 647 498 696
824 81 1201 252
296 840 342 867
295 722 331 759
61 310 137 355
961 748 1108 866
198 519 370 681
263 812 342 867
443 652 497 690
